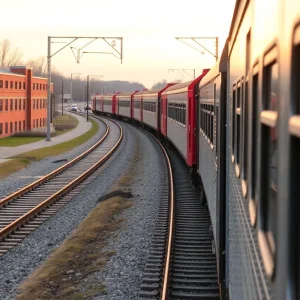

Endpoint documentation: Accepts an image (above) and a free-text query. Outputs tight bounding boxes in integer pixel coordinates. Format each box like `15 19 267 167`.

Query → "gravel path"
0 116 106 199
0 120 167 300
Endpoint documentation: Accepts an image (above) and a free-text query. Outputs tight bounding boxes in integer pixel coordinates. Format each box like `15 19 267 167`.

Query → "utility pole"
86 78 89 121
86 75 103 121
70 73 81 104
61 81 64 115
46 36 123 141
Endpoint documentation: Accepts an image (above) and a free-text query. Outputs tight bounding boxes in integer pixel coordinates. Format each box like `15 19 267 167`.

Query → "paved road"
0 113 92 162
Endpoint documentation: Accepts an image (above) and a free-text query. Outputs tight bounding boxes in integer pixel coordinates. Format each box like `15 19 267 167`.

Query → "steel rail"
0 119 123 241
0 119 109 208
152 136 174 300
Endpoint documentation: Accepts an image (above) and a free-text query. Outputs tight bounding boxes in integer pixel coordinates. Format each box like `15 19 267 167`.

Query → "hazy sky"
1 0 236 88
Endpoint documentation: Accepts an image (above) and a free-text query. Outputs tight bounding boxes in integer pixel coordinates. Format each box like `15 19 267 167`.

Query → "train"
92 0 300 298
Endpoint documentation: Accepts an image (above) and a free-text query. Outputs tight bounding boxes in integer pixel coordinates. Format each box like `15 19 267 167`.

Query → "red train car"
103 92 120 115
133 91 144 122
142 84 175 130
93 94 103 112
117 91 138 119
161 69 209 168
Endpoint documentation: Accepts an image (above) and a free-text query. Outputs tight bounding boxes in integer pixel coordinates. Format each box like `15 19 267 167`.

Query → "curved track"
0 117 122 256
139 136 220 299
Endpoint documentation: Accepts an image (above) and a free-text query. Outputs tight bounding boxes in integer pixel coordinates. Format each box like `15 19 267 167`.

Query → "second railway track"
0 116 122 256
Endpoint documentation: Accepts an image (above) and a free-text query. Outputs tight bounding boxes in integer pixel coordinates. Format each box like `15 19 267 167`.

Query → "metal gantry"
46 36 123 141
168 68 195 79
175 37 219 61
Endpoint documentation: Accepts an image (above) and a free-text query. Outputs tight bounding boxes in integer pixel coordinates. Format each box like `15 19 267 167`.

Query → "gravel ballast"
0 119 167 300
0 115 106 199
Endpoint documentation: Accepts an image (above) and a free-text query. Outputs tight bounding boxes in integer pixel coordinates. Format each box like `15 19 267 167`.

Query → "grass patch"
16 196 132 300
0 136 44 147
53 114 79 132
0 115 79 147
13 119 99 161
0 158 31 180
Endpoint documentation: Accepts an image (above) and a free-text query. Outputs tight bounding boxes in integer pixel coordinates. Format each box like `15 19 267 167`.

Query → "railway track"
0 117 122 256
139 139 220 299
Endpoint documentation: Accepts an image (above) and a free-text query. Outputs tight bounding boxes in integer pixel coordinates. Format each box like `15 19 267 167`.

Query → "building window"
36 83 39 90
0 99 2 112
10 81 13 88
14 121 17 132
36 99 39 109
19 121 21 131
5 81 8 88
23 99 26 110
15 82 17 89
40 118 42 127
10 122 13 133
18 99 21 110
23 82 25 89
19 82 21 89
10 99 13 111
5 122 8 134
0 80 3 88
40 83 42 90
23 120 26 130
14 99 17 110
0 123 2 135
33 99 35 109
5 99 8 111
33 83 35 90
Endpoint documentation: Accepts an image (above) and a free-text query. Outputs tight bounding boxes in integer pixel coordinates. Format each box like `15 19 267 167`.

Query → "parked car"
70 104 79 112
84 104 92 110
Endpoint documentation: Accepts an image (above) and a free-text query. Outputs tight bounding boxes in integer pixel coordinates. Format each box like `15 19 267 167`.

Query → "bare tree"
26 56 47 77
0 39 23 69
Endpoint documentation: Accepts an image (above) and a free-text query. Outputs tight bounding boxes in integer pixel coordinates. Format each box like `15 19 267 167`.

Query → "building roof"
0 69 25 77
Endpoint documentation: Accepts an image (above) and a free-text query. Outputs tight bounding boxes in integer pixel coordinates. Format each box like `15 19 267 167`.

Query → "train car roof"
118 91 139 98
200 43 228 88
163 69 209 95
143 83 176 97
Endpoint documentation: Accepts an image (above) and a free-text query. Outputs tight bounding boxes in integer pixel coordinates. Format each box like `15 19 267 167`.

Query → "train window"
290 30 300 296
211 104 214 146
250 73 258 225
236 84 241 176
259 61 278 277
242 80 249 196
232 88 236 161
214 84 218 157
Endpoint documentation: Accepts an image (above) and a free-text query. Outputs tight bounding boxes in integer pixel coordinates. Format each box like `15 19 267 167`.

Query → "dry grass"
0 158 31 180
13 119 99 161
16 196 132 300
52 114 79 131
16 124 142 299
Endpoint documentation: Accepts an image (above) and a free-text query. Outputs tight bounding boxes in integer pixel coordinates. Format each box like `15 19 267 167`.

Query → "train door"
161 95 167 136
216 71 227 296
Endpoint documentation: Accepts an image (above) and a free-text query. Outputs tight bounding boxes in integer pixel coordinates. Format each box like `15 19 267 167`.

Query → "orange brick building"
0 66 53 138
